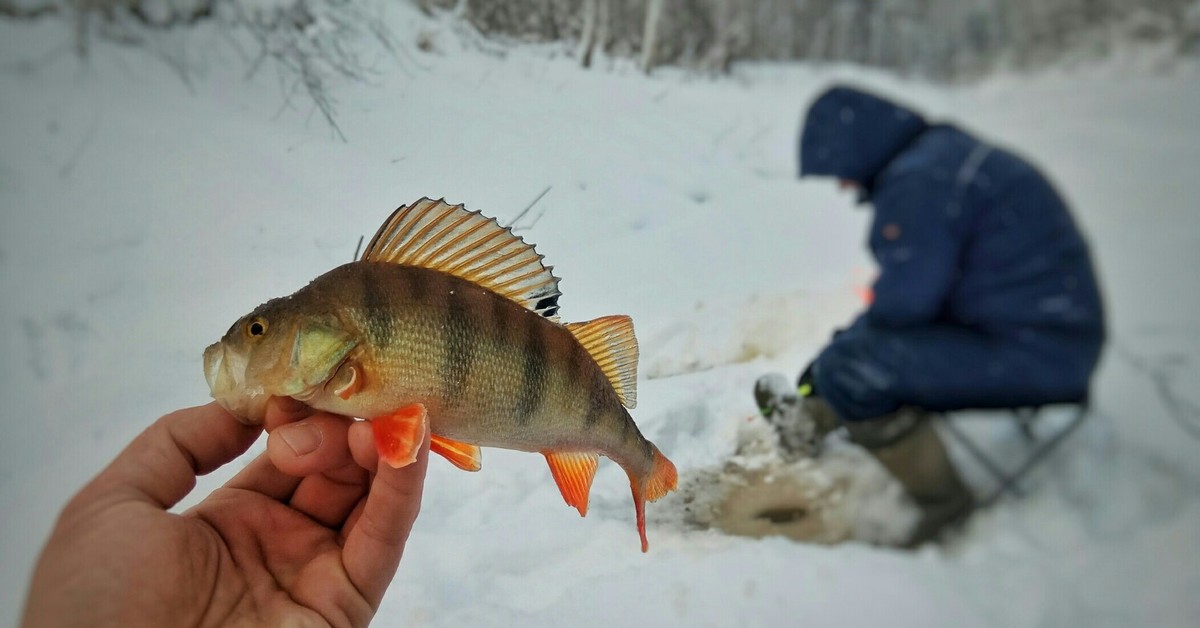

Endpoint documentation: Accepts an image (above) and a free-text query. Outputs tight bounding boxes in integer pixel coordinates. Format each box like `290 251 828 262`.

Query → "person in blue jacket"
755 85 1105 545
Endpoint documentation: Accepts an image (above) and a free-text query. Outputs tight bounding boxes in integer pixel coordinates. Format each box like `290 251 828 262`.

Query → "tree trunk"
579 0 598 67
641 0 665 73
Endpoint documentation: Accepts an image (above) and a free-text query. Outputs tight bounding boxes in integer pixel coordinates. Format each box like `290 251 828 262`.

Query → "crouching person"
756 86 1105 546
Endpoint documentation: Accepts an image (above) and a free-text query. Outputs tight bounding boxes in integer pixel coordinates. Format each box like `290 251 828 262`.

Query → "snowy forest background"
3 0 1199 78
432 0 1200 77
2 0 1197 136
3 1 1199 627
2 0 1197 137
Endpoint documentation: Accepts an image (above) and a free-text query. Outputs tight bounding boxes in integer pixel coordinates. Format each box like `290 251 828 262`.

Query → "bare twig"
147 36 197 93
1114 343 1200 441
0 1 57 19
271 75 303 121
712 117 740 147
14 0 412 140
59 110 101 178
297 54 346 142
243 46 269 80
0 42 72 74
510 186 551 231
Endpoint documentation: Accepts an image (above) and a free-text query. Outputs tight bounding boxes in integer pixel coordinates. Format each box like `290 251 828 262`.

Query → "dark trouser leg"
807 325 1071 544
811 324 1093 421
759 324 1092 544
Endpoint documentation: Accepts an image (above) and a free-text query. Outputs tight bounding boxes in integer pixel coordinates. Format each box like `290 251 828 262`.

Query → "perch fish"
203 198 677 551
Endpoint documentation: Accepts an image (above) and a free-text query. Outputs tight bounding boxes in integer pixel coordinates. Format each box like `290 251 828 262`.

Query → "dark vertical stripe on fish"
440 285 475 404
408 266 429 302
490 286 509 340
515 312 547 425
584 368 607 430
619 405 632 443
568 334 596 429
569 332 591 401
360 264 391 341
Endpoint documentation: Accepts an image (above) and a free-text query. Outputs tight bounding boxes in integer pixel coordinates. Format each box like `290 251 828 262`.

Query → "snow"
3 5 1200 626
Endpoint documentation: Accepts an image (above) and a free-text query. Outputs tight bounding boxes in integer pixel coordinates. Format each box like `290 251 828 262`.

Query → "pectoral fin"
326 361 362 400
372 404 428 469
431 435 482 471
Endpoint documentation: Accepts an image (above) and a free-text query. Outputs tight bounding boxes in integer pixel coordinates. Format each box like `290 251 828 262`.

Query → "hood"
798 86 928 196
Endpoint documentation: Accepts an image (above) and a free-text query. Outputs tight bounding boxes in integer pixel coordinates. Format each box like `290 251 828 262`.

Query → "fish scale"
338 265 636 461
204 198 677 551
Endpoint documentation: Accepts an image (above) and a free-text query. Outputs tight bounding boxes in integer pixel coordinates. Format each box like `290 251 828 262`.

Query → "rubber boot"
844 409 975 547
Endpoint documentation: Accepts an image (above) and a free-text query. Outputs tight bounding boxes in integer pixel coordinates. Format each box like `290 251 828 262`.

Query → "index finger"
264 395 315 431
341 421 429 607
85 402 261 509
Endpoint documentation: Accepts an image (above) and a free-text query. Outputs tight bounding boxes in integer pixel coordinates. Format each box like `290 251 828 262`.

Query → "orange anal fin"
371 403 428 469
543 451 600 517
626 445 678 553
431 435 482 472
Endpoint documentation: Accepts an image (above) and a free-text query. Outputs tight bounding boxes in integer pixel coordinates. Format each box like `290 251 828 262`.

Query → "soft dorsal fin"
565 315 638 409
362 198 563 320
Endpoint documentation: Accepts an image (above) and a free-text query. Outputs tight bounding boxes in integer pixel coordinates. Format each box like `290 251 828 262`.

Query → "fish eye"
246 318 268 338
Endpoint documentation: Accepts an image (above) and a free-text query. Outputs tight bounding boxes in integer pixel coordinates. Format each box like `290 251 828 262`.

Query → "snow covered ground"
3 6 1199 626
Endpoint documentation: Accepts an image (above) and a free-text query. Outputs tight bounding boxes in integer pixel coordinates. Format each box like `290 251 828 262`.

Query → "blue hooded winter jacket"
800 86 1105 404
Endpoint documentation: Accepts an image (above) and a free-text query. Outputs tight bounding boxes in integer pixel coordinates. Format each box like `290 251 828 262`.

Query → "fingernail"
281 424 321 456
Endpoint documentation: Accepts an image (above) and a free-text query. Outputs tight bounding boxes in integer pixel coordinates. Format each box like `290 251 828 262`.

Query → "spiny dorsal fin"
362 198 563 320
565 315 638 409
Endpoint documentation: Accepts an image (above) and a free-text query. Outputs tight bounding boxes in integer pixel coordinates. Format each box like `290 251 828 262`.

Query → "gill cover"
273 320 358 397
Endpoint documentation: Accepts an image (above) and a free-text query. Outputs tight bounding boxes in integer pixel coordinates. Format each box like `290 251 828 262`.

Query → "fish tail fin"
644 444 678 503
625 444 678 553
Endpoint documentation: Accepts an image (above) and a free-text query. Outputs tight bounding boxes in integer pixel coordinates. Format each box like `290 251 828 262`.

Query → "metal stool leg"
937 413 1026 498
938 402 1090 508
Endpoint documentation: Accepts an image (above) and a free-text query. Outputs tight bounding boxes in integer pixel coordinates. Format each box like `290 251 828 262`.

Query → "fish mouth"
204 341 267 424
203 342 226 392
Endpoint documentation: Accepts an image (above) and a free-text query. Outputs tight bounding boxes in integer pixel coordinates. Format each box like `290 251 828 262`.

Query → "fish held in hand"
203 198 677 551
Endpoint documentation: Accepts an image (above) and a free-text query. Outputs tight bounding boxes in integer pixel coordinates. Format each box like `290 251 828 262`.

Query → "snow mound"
657 414 918 546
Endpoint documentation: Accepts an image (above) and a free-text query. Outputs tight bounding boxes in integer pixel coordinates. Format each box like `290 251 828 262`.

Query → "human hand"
22 398 429 627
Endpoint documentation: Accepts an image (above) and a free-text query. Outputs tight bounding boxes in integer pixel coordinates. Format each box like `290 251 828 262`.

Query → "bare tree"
418 0 1197 80
579 0 599 67
4 0 405 139
641 0 665 73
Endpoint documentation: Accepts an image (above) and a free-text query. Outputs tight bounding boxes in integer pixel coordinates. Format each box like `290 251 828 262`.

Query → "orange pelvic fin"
431 434 482 472
371 403 428 469
626 445 678 552
543 451 600 517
